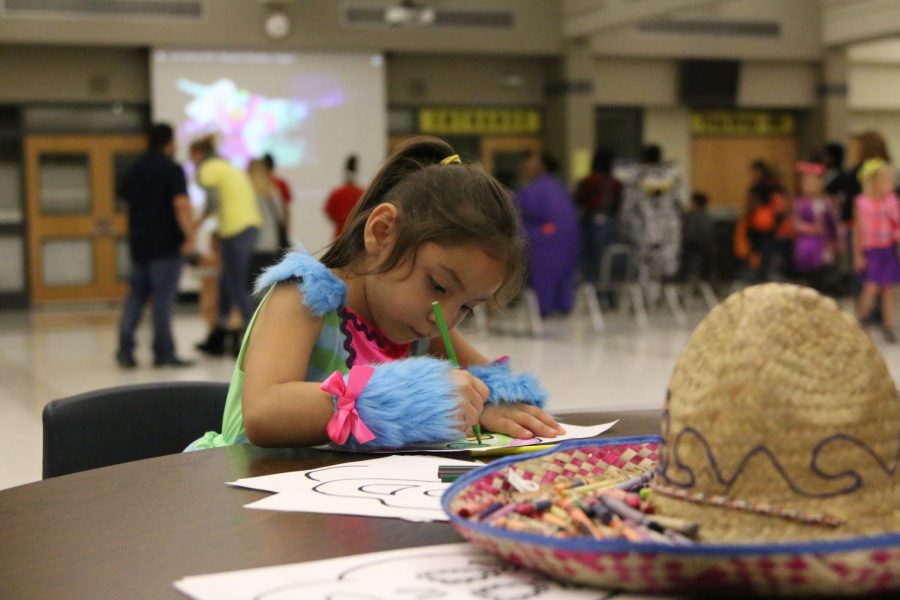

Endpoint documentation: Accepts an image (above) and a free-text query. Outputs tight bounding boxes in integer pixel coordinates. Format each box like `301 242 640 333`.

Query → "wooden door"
25 134 145 304
692 136 797 211
480 136 542 190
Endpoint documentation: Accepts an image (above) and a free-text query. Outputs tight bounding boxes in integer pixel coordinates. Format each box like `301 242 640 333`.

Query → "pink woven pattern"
458 527 900 595
451 443 657 506
446 440 900 595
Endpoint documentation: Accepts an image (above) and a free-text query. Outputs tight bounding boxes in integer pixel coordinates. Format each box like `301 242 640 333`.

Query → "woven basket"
443 437 900 596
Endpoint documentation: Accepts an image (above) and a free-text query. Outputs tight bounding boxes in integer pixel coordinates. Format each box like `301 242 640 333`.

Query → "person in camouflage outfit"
618 145 684 301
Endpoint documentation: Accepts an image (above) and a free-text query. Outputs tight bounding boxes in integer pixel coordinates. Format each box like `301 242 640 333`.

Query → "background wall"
592 59 677 107
644 107 692 193
738 62 817 107
584 0 821 61
0 0 562 56
0 46 148 102
387 54 551 107
847 38 900 162
8 0 900 308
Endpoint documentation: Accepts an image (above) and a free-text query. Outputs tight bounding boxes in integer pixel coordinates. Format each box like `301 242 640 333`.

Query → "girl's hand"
854 254 866 273
450 369 489 436
480 403 566 439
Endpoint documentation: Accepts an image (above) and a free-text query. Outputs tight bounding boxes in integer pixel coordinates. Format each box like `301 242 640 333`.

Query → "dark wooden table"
0 410 660 599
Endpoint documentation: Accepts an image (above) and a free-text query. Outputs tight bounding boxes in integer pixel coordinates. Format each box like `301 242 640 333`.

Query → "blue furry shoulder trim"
253 252 346 317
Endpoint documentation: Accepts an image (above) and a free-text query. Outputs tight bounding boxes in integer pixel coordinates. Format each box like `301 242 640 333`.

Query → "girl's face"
799 172 822 197
366 241 506 345
870 167 895 198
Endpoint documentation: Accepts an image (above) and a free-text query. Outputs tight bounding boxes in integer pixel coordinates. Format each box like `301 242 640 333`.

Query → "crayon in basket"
455 466 700 544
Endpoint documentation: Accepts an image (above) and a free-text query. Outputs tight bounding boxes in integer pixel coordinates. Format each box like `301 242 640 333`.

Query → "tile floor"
2 294 898 491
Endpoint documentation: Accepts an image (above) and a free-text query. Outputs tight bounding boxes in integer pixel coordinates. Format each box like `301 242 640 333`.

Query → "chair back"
42 381 228 478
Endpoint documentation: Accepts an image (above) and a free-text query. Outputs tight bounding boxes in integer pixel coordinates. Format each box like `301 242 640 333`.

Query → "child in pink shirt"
854 158 900 343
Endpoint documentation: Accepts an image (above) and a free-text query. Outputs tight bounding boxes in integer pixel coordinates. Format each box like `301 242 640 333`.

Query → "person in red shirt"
324 155 364 239
263 153 292 243
574 147 623 292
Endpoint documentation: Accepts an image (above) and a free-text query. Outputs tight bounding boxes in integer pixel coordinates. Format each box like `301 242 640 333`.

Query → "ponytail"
319 135 527 304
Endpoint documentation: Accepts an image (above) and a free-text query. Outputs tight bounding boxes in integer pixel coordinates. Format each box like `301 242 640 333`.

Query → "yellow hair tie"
439 154 461 166
858 158 887 185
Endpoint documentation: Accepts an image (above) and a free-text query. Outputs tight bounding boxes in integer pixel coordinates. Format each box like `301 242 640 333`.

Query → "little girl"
854 158 900 343
189 137 563 450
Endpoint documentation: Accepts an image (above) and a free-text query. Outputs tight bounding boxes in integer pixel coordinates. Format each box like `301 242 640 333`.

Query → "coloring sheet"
229 455 482 522
175 542 664 600
320 420 620 454
226 421 618 522
467 421 619 455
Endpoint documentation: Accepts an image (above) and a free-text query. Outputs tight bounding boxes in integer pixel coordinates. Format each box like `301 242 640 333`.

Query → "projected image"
153 50 385 258
176 76 344 169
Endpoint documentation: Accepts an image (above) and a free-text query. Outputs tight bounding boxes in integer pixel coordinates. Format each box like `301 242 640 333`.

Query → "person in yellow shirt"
190 136 262 356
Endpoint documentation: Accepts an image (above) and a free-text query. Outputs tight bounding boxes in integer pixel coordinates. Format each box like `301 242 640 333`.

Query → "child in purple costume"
792 161 838 287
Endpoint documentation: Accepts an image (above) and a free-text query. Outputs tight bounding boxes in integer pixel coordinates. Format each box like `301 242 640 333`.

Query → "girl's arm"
428 330 563 438
242 283 334 447
792 204 817 235
245 283 480 447
853 202 866 273
891 195 900 241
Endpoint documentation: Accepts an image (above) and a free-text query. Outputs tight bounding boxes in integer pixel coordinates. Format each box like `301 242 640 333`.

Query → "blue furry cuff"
254 251 346 317
338 356 460 448
467 359 547 408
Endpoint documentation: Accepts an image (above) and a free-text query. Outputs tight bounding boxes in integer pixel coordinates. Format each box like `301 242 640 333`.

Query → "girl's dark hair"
320 136 527 304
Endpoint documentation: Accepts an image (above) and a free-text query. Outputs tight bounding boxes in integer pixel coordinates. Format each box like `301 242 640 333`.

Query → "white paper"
230 455 482 522
321 420 620 454
244 485 447 521
174 543 622 600
225 421 619 522
229 455 479 493
469 420 619 454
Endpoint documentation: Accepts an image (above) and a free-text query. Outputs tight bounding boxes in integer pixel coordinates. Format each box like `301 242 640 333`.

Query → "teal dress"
186 255 412 450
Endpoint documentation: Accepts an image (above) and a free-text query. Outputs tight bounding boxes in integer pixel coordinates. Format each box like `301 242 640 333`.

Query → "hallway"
3 297 898 491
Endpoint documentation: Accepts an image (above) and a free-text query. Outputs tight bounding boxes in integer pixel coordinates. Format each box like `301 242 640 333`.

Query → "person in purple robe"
514 153 580 316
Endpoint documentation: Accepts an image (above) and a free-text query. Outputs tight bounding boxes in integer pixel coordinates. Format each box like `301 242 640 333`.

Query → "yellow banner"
419 108 541 135
691 111 795 136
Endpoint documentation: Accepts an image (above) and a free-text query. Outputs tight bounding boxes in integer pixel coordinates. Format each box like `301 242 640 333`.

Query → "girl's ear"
363 203 398 258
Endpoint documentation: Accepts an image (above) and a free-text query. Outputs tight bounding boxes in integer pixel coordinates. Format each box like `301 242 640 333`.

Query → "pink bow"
321 366 376 445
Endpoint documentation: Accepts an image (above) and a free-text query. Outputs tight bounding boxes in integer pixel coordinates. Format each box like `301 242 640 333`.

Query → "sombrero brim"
443 437 900 596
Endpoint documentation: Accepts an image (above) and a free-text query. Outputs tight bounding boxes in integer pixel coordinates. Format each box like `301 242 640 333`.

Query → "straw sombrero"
444 284 900 595
653 283 898 541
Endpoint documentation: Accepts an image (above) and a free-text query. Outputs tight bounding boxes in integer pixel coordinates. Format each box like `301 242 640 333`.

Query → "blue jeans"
581 216 618 283
118 254 184 362
218 227 259 326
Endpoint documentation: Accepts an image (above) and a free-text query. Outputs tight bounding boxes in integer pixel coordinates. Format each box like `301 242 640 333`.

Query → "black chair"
42 381 228 479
